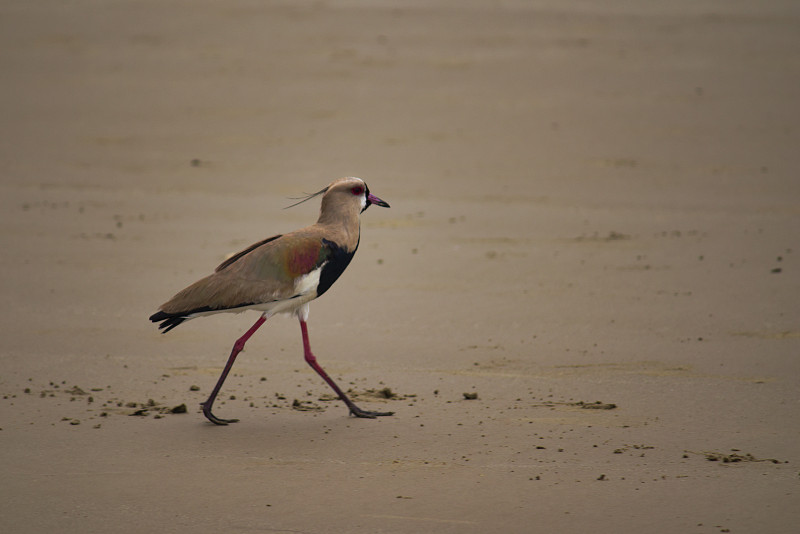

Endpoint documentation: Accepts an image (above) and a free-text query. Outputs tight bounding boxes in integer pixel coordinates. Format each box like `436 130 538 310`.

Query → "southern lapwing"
149 177 393 425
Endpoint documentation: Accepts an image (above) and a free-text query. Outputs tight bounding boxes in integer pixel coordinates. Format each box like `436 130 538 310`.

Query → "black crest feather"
284 186 328 209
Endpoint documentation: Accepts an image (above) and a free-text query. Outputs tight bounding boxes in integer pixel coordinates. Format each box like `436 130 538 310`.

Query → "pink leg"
299 319 393 419
201 315 267 425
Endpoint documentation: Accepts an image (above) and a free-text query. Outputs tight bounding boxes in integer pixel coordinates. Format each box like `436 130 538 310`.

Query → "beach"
1 1 799 532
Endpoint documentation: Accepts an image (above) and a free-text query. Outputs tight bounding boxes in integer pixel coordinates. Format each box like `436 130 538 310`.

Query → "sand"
1 1 799 533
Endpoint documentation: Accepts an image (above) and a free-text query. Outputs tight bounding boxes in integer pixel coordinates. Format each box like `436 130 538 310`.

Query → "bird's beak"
367 193 390 208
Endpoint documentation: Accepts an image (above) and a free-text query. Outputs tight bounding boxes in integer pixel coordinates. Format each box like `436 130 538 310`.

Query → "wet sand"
1 1 799 533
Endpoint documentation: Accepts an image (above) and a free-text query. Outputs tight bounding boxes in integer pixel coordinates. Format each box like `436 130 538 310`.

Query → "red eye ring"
351 186 364 196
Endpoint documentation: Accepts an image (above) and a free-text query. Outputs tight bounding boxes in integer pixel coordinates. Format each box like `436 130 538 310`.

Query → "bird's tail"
149 311 188 333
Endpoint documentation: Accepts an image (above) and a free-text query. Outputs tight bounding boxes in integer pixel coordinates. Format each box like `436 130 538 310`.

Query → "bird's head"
289 177 389 222
325 177 390 214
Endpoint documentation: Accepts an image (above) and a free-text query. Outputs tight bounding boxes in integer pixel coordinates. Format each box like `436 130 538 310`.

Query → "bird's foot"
349 405 395 419
200 401 239 426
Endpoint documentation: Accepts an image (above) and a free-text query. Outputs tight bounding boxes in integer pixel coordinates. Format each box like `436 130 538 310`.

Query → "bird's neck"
316 208 359 228
315 211 361 249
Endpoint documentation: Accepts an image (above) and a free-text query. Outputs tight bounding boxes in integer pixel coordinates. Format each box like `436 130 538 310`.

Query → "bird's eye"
351 186 364 196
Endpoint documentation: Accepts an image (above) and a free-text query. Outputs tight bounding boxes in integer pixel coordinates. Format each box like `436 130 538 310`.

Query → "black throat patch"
317 236 359 298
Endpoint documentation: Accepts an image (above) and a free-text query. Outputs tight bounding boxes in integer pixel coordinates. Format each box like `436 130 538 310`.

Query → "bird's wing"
158 232 332 315
214 234 282 272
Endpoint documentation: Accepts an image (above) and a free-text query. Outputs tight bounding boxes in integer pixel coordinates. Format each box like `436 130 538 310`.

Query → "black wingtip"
149 311 187 333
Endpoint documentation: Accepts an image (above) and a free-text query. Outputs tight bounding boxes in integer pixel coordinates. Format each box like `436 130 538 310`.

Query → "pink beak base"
367 193 390 208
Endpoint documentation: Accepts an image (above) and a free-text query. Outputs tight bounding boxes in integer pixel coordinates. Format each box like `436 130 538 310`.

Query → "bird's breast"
293 264 325 297
315 238 358 298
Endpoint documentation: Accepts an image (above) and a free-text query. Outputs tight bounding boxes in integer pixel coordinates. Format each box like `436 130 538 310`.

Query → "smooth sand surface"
1 1 799 533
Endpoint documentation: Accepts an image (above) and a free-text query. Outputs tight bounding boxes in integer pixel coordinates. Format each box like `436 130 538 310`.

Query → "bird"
149 177 394 425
